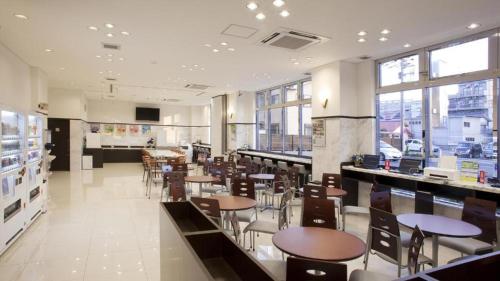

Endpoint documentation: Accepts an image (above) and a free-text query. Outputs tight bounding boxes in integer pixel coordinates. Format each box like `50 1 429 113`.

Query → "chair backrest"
245 162 261 175
170 181 186 202
277 161 288 171
322 173 341 189
166 157 178 165
302 198 336 229
239 157 251 167
288 166 300 189
415 191 434 215
228 154 235 163
191 197 221 220
286 257 347 281
166 171 185 186
370 190 392 213
228 211 241 244
273 170 290 193
462 197 497 244
214 156 224 164
253 156 262 165
408 225 425 275
303 185 327 199
368 207 401 262
172 163 188 175
232 178 256 200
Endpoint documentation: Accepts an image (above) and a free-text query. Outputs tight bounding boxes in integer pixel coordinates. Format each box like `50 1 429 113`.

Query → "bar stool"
253 157 262 167
292 164 307 187
277 161 288 172
263 159 276 173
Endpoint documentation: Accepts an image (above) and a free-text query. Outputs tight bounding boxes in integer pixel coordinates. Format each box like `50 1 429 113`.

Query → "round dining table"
272 226 366 262
185 175 219 196
209 195 257 211
397 213 481 267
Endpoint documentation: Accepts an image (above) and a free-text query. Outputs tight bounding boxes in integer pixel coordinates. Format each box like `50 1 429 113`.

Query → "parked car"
380 141 402 161
483 142 497 159
454 142 483 158
405 139 424 152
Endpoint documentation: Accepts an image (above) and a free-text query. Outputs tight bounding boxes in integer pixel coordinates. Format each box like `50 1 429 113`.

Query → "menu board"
129 125 140 136
460 161 479 182
102 124 114 136
312 119 326 147
142 125 151 136
115 124 126 137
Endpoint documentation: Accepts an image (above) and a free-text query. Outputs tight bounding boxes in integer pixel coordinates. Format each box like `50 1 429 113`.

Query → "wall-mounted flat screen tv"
136 107 160 121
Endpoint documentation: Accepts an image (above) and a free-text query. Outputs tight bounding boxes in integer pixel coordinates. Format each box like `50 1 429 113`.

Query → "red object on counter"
384 160 391 170
479 171 485 184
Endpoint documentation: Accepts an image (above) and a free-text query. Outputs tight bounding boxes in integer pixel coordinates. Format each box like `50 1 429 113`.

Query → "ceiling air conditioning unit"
259 28 329 51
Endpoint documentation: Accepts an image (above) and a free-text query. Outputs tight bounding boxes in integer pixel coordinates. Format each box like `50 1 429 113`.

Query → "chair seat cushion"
438 237 494 255
244 220 279 234
260 260 286 281
349 269 392 281
236 209 256 223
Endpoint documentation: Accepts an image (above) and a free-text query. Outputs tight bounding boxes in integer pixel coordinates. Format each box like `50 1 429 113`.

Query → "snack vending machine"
25 114 43 226
0 109 26 250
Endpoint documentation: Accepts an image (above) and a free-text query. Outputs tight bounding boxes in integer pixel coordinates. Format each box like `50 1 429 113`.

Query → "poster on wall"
142 125 152 136
115 124 126 137
312 119 326 147
129 125 140 136
103 124 114 136
89 123 100 133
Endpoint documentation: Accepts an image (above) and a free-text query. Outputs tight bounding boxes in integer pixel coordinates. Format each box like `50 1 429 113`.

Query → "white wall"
48 88 87 120
227 91 255 151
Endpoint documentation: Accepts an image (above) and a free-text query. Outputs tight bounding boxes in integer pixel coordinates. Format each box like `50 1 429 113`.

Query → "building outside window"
376 30 499 178
255 79 312 156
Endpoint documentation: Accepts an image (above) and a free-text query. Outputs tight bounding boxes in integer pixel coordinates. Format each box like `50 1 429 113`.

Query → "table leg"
432 234 438 267
199 182 203 197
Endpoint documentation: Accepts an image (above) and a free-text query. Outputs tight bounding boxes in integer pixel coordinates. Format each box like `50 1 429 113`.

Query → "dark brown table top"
209 195 257 211
248 174 275 180
184 175 219 183
272 227 366 261
326 188 347 197
397 213 482 238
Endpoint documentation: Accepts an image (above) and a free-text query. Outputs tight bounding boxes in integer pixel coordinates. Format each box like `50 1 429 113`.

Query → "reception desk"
340 164 500 212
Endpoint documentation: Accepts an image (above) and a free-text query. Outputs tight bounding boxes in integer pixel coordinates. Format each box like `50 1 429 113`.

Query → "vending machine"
25 114 43 226
0 109 26 250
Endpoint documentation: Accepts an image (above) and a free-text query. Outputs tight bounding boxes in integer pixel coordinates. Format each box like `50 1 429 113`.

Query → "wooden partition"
160 201 277 281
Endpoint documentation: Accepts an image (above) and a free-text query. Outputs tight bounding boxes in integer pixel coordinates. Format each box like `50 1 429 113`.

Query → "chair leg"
342 208 346 231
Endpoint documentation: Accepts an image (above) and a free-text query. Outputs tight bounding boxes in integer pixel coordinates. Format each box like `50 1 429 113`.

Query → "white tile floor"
0 163 462 281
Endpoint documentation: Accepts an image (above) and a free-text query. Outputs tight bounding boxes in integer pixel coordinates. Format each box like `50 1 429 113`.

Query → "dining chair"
350 224 428 280
172 163 188 176
214 156 224 164
292 163 307 187
277 161 288 172
301 197 336 229
287 167 301 222
243 189 292 251
228 211 242 245
439 197 497 257
321 173 345 229
253 156 263 166
141 155 150 182
232 178 258 224
370 190 392 213
162 171 186 202
202 170 226 196
415 191 434 214
263 158 276 173
170 181 186 202
286 257 347 281
190 197 222 226
263 171 290 218
146 158 163 199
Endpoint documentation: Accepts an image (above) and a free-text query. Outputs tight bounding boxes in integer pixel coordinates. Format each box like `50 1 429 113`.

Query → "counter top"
192 143 211 149
144 149 183 158
237 150 312 165
342 165 500 195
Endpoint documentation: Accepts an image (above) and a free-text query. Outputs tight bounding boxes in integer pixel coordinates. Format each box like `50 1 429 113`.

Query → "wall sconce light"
322 98 328 109
228 112 234 118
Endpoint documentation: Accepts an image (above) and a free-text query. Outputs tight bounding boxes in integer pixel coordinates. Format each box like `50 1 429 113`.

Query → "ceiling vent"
102 43 121 50
259 28 329 51
185 84 211 90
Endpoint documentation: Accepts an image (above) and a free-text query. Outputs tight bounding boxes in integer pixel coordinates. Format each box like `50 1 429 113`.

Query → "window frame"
255 78 312 157
375 27 500 178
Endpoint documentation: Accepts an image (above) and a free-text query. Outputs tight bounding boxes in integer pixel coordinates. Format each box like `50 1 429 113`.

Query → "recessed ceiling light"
120 31 130 36
119 57 124 61
99 71 104 74
246 2 258 10
212 49 219 53
280 10 290 18
227 48 235 51
106 33 114 38
467 23 480 30
220 42 228 46
59 67 65 71
107 70 113 73
117 73 121 76
273 0 285 7
293 61 299 65
193 64 199 67
107 54 113 57
305 57 312 60
13 14 28 20
44 48 53 52
379 37 388 42
96 55 102 58
358 31 367 36
290 58 297 61
105 23 114 29
404 43 411 48
204 43 211 47
189 68 193 71
88 26 99 31
381 29 391 35
107 58 113 62
181 65 186 68
200 67 205 71
256 13 266 20
358 38 366 43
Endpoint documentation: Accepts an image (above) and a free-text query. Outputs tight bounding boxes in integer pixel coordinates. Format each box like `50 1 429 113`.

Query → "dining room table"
185 175 220 196
397 213 482 267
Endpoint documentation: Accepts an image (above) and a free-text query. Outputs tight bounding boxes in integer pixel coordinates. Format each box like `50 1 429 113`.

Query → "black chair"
287 257 347 281
301 197 336 230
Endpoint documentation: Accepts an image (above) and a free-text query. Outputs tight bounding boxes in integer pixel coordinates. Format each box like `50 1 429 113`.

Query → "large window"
256 79 312 156
376 28 500 178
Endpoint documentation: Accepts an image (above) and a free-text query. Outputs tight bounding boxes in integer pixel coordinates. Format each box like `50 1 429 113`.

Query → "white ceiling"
1 0 500 105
